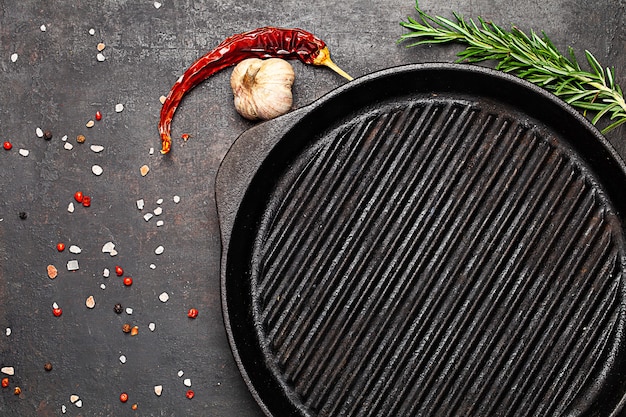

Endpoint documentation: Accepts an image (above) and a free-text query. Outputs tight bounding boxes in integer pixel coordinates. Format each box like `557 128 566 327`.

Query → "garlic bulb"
230 58 295 120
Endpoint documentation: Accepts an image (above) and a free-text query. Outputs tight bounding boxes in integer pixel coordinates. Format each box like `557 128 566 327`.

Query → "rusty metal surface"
0 1 625 416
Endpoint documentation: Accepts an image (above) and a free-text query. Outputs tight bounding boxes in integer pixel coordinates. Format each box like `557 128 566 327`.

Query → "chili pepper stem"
313 47 353 81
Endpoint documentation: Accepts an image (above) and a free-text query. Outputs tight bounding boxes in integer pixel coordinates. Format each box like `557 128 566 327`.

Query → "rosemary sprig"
399 2 626 133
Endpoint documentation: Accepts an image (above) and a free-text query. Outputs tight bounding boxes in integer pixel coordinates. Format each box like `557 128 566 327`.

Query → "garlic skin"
230 58 295 120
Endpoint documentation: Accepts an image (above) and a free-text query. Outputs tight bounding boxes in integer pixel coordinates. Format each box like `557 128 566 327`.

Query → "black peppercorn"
113 303 123 314
18 211 27 220
43 130 53 140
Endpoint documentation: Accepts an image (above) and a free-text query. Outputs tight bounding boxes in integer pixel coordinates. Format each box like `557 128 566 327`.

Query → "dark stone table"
0 0 624 415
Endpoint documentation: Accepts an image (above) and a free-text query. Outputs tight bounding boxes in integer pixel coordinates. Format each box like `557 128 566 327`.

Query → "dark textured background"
0 0 624 416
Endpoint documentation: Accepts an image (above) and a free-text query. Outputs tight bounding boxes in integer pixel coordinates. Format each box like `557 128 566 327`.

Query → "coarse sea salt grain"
154 1 162 9
96 53 105 62
40 24 47 32
5 328 10 336
68 202 75 213
1 366 15 375
184 378 192 387
90 144 104 153
159 292 169 303
136 199 144 210
69 245 81 254
61 134 68 141
157 198 163 205
149 147 154 155
100 283 106 290
36 127 44 137
61 404 66 413
19 149 29 157
177 370 184 378
67 260 79 271
103 268 110 277
10 53 18 63
102 241 115 253
173 195 181 203
115 103 124 113
149 264 156 269
154 385 163 396
156 220 164 227
144 213 153 222
92 165 103 176
155 245 164 255
154 207 162 216
126 307 133 315
89 28 95 35
64 142 73 150
119 355 126 364
149 322 156 331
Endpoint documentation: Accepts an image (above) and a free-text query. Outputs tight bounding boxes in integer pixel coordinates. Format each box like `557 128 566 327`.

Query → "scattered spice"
56 242 65 252
123 276 133 286
13 386 21 395
114 303 123 314
187 308 199 319
18 211 27 220
140 164 150 176
95 111 102 121
70 394 79 403
43 130 53 140
115 265 124 276
130 326 139 336
74 191 84 203
44 362 53 372
1 367 14 375
154 385 163 396
97 43 106 52
76 134 86 143
122 323 131 333
185 390 194 399
82 195 91 207
119 392 128 403
181 133 190 141
3 141 12 150
1 378 8 388
47 264 58 279
131 403 138 410
52 304 63 317
85 296 96 309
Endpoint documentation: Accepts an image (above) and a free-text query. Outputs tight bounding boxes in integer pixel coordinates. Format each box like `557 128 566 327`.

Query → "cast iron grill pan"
216 64 626 417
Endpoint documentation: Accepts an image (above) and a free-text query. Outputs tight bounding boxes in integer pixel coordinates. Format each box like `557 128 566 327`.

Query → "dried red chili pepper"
158 26 352 154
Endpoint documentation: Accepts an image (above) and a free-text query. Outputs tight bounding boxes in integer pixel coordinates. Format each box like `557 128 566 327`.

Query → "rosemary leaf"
399 1 626 134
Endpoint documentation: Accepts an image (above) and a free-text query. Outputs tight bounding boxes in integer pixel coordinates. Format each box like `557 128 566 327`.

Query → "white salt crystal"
5 328 10 336
177 370 184 378
88 28 95 35
1 366 14 375
184 378 192 387
102 241 115 253
36 127 44 137
159 292 169 302
154 385 163 396
144 213 153 222
61 404 66 413
61 135 68 141
149 147 154 155
90 144 104 153
103 268 110 277
119 355 126 364
155 245 164 255
69 245 81 254
100 283 106 290
126 307 133 315
154 207 162 216
40 24 47 32
136 199 144 210
66 260 79 271
68 202 75 213
75 400 82 408
156 220 164 227
96 53 105 62
19 149 29 157
10 53 18 63
156 198 163 205
92 165 103 176
149 264 156 269
149 322 156 331
64 142 73 150
115 103 124 113
173 195 180 203
154 1 162 9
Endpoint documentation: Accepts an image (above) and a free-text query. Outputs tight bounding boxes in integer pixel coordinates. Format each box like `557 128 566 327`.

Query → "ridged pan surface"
216 64 626 417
